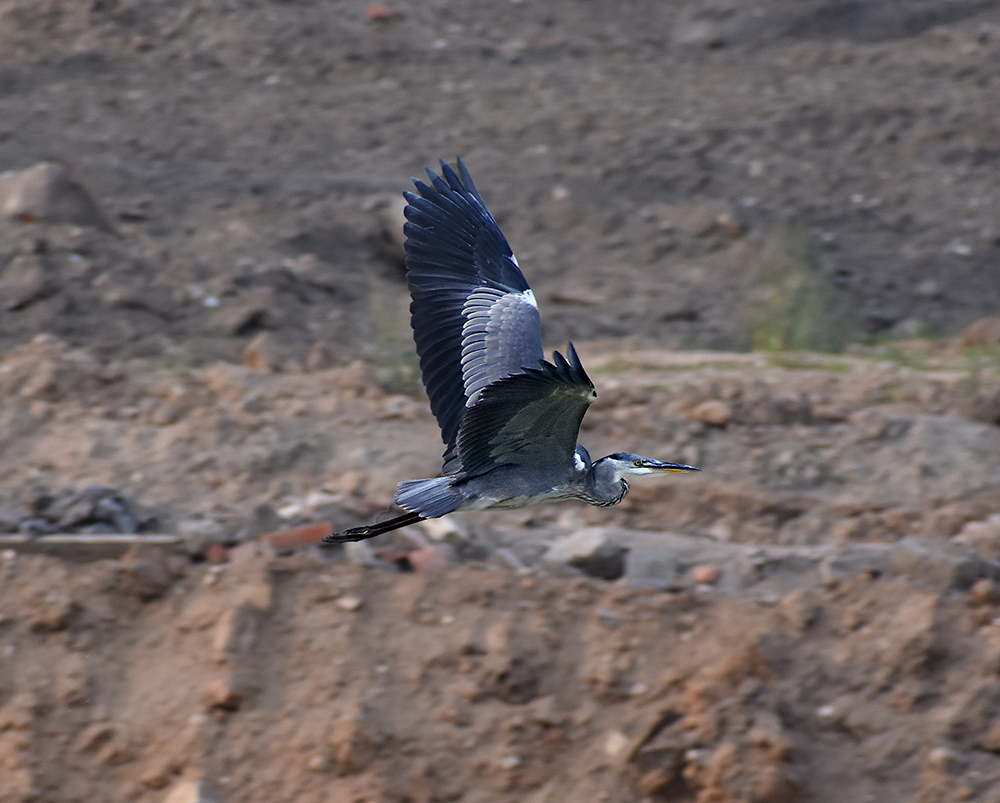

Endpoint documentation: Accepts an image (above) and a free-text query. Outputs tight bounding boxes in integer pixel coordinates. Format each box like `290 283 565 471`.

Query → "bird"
324 158 699 543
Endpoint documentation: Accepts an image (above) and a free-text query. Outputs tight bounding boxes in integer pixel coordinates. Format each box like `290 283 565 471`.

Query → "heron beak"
647 460 700 474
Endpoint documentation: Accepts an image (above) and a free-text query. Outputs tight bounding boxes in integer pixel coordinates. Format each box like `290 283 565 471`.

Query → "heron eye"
633 459 642 467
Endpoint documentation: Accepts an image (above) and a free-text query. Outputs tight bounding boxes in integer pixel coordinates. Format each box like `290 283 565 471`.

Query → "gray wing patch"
455 344 596 476
460 286 544 406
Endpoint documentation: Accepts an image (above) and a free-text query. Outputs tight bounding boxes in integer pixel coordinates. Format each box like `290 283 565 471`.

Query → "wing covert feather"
455 343 595 477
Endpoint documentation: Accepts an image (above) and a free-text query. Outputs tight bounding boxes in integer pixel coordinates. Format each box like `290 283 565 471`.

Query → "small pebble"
497 755 520 770
692 564 722 585
969 578 999 606
338 595 362 612
204 543 230 565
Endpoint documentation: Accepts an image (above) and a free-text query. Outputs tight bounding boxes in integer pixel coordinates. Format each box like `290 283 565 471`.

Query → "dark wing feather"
404 158 544 467
455 343 596 477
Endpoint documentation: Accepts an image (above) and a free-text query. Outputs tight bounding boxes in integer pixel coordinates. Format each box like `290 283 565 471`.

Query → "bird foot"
322 511 426 543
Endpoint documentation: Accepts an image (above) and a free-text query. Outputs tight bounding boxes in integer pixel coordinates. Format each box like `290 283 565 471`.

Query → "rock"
889 537 1000 590
305 340 336 371
673 20 732 49
966 387 1000 426
655 200 744 238
0 161 116 231
960 316 1000 347
28 593 79 632
177 517 228 556
217 287 280 337
204 543 230 564
407 543 453 573
120 545 177 601
204 679 242 711
544 529 626 580
364 2 397 22
242 331 282 372
46 485 138 533
55 652 88 705
372 193 407 261
337 595 363 611
956 514 1000 556
330 696 382 772
625 549 681 590
689 399 731 426
604 729 631 759
979 720 1000 753
260 522 333 551
418 515 469 541
820 544 893 582
692 564 722 585
0 503 22 532
0 253 56 310
968 578 999 606
163 781 223 803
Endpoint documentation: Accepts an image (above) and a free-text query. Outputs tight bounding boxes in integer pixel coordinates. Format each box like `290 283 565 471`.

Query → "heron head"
600 452 700 479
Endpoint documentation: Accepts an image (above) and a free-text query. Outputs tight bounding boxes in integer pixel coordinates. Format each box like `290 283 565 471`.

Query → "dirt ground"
2 1 1000 801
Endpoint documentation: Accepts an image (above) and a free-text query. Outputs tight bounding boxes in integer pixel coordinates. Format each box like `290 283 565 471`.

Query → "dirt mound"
3 549 1000 803
0 335 999 802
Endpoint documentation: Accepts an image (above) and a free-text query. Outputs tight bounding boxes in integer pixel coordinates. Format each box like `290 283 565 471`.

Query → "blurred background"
1 2 1000 802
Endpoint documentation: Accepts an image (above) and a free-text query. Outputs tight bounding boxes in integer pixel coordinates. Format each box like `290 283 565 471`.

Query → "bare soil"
2 1 1000 802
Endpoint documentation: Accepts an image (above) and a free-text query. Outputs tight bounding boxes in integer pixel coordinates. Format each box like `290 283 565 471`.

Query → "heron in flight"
325 158 698 543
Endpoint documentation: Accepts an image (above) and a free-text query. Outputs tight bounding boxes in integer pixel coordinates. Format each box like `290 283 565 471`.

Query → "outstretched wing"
404 158 544 470
455 343 596 477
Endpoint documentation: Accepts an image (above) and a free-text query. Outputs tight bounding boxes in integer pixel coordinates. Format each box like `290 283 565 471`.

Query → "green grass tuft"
748 221 855 353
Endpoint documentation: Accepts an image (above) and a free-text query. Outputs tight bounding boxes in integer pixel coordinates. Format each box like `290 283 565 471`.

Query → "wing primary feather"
403 158 545 463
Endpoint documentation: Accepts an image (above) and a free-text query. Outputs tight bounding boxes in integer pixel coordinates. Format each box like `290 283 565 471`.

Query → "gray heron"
325 158 699 543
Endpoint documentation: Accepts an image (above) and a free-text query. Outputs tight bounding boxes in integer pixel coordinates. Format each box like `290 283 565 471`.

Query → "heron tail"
395 476 465 518
322 478 464 544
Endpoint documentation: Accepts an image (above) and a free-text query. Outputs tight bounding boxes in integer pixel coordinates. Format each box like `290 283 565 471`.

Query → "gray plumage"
326 158 698 543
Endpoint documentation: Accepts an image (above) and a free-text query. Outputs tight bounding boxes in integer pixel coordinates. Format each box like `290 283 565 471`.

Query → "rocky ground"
2 1 1000 802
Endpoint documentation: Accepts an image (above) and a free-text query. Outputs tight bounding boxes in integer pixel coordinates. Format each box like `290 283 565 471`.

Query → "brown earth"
2 1 1000 802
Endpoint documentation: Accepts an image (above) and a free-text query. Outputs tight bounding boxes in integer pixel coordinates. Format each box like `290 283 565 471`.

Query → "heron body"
326 159 698 543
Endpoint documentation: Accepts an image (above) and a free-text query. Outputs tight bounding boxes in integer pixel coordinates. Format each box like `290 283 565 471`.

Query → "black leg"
322 511 426 543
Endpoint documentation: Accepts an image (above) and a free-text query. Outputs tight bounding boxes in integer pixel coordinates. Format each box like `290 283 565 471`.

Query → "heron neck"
589 458 629 507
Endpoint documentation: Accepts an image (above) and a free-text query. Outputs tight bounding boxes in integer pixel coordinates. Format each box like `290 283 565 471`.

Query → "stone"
216 287 281 337
0 253 56 310
820 544 893 582
968 578 999 606
692 564 722 585
120 545 177 600
544 529 626 580
960 316 1000 347
956 514 1000 556
163 781 223 803
0 161 116 231
688 399 731 425
337 595 363 611
204 679 242 711
242 331 282 371
260 522 333 551
0 503 22 532
966 388 1000 426
407 544 453 573
625 549 681 590
365 3 397 23
889 537 1000 590
47 485 138 533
